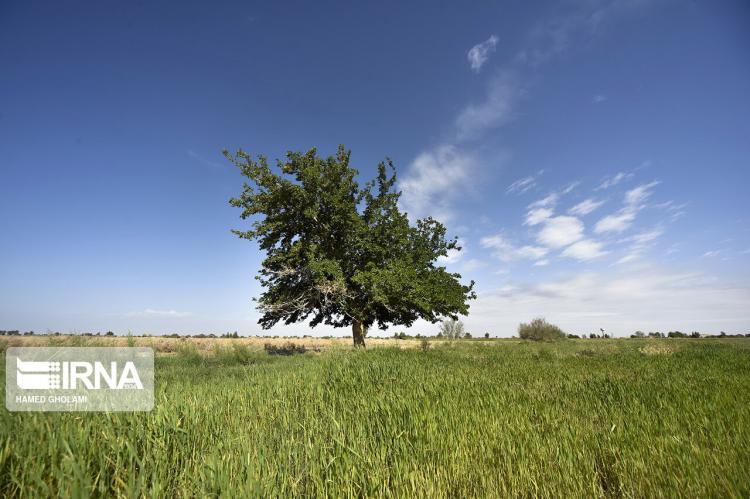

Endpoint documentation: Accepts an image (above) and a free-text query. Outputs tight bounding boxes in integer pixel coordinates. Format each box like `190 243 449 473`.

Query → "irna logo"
6 347 154 412
15 358 144 390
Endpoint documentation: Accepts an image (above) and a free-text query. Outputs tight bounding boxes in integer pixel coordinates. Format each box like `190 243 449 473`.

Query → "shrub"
215 343 255 364
518 318 566 342
264 342 307 356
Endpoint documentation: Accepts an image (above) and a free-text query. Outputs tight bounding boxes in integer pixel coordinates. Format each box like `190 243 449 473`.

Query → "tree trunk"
352 320 366 348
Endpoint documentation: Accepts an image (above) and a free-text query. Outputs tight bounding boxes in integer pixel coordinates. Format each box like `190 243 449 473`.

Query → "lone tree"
438 318 465 340
227 145 475 347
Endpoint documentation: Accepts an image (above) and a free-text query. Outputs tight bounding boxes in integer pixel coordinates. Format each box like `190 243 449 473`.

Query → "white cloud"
187 150 224 169
615 228 664 264
524 183 580 226
595 209 636 234
467 35 499 72
653 200 687 221
625 181 660 207
456 71 520 140
128 308 191 318
592 94 607 104
518 245 549 259
528 192 559 209
516 14 582 67
616 253 640 265
481 234 548 263
466 269 750 337
533 259 549 267
537 216 584 248
596 171 633 190
524 207 553 226
437 239 465 265
527 181 578 210
458 258 487 272
506 170 543 194
402 71 519 222
562 239 607 261
561 181 580 194
595 181 661 234
628 228 663 246
399 145 473 223
703 250 721 258
480 234 507 250
568 198 604 216
517 0 659 68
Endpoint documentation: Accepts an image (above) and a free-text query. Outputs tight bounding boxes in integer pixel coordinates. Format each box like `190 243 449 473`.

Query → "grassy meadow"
1 336 749 497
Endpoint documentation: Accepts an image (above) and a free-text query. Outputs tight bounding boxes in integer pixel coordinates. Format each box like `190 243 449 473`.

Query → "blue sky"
1 0 749 337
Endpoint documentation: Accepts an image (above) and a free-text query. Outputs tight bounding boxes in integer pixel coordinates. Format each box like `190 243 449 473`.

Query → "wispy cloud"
481 234 548 263
596 171 634 190
458 258 487 272
595 181 660 234
437 238 466 265
402 69 519 222
528 192 559 209
561 181 580 194
527 180 578 209
127 308 192 318
516 0 657 68
595 210 636 234
702 250 721 258
569 198 604 216
524 207 553 226
456 70 521 140
507 170 543 194
399 146 474 223
653 200 688 221
467 35 499 73
592 94 607 104
625 180 660 207
616 228 664 264
562 239 608 261
628 228 664 246
187 149 224 169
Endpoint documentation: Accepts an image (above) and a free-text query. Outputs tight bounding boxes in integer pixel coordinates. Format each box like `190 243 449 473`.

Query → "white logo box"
6 347 154 412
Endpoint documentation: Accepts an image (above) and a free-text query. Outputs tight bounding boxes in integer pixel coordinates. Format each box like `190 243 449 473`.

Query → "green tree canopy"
227 145 475 347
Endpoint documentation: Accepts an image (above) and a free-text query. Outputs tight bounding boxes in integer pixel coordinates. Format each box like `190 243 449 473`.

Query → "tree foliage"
227 145 475 346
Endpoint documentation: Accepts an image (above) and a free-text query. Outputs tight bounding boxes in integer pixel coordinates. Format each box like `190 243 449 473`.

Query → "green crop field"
1 338 749 497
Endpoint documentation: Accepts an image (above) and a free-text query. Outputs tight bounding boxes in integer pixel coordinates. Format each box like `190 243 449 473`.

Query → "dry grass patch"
639 343 677 356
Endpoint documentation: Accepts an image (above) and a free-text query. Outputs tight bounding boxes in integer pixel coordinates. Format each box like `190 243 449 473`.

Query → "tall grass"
1 339 748 496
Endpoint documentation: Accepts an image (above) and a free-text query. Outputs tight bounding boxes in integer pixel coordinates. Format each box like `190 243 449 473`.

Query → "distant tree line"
1 328 748 339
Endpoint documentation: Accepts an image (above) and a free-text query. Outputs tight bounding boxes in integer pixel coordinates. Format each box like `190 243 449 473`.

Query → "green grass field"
1 338 749 497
